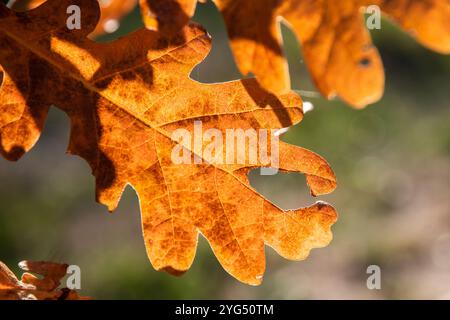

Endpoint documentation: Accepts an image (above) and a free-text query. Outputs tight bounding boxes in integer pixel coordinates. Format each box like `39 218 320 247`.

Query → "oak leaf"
9 0 137 37
0 260 88 300
139 0 206 35
0 0 337 285
143 0 450 108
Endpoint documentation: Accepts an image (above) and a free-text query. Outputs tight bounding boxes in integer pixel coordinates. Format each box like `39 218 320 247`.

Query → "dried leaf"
0 0 337 285
9 0 137 37
143 0 450 108
0 261 88 300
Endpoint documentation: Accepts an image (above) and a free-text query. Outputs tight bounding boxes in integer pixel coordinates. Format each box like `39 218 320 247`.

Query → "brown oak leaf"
0 261 88 300
143 0 450 108
0 0 337 285
8 0 137 37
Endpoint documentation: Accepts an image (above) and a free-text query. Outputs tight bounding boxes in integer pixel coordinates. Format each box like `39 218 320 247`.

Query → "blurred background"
1 1 450 299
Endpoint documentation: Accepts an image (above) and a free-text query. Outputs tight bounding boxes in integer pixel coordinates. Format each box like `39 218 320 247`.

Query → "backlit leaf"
0 0 337 285
143 0 450 108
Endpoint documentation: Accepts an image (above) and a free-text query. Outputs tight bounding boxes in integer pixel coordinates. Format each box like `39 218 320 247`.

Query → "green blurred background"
1 1 450 299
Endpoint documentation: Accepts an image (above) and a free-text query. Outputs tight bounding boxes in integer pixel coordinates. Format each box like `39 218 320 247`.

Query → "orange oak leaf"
143 0 450 108
0 261 89 300
0 0 337 285
8 0 137 37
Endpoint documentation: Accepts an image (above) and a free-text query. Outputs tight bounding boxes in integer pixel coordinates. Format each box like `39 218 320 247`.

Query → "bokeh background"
1 1 450 299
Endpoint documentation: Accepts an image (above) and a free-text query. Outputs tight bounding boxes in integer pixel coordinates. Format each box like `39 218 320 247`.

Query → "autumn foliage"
0 261 88 300
0 0 337 285
0 0 448 288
